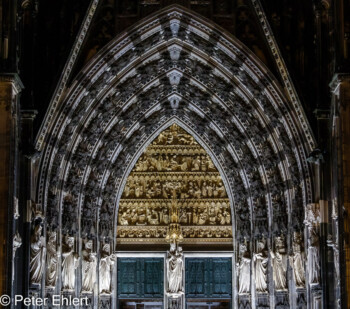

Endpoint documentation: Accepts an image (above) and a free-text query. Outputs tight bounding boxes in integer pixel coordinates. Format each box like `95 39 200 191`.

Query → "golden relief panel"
117 124 232 244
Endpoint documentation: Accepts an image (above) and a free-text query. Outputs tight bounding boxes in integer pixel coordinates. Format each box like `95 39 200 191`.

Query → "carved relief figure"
62 236 79 291
271 236 287 291
290 232 305 288
237 242 251 294
30 224 46 285
117 124 232 243
46 231 59 288
167 244 184 294
82 240 97 293
99 244 116 294
308 228 320 285
254 240 268 293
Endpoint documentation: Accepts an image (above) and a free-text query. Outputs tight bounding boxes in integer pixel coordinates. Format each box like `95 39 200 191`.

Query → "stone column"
330 73 350 308
0 74 22 297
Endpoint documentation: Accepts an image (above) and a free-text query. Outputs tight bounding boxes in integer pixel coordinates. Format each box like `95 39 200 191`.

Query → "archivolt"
36 6 314 251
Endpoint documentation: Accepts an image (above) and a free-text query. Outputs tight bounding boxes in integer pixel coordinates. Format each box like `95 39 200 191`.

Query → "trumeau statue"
290 232 305 288
82 240 97 293
99 243 116 294
253 239 268 293
237 241 251 294
62 236 79 291
30 224 46 285
271 236 287 291
46 231 59 288
167 244 184 294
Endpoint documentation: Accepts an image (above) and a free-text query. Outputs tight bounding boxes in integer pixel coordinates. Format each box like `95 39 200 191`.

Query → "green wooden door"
185 258 232 299
117 258 164 299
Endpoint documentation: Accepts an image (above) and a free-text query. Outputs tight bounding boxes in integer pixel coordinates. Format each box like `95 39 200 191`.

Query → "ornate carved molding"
36 0 100 150
250 0 315 151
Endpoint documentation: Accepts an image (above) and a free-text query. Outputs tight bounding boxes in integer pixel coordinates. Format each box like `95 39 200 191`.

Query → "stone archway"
32 5 316 309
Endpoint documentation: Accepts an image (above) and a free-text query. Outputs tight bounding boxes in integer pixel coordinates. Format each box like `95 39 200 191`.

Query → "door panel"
117 258 164 299
185 258 232 299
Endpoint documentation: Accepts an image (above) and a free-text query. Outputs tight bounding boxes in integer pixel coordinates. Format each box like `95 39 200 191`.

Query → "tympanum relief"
117 124 232 244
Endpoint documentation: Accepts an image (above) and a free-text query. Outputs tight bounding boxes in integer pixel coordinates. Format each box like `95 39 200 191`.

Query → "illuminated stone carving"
237 241 251 294
304 204 321 286
82 240 97 293
271 235 287 291
46 231 59 288
117 124 231 244
99 243 116 294
30 224 46 285
290 232 305 288
62 236 79 291
166 244 184 294
254 239 268 293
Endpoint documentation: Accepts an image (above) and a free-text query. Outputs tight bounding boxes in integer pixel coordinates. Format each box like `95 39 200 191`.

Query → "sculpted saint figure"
30 225 46 285
237 242 251 294
167 244 183 294
82 240 97 293
62 236 79 291
271 236 287 291
308 228 320 285
99 244 116 294
46 231 59 288
253 240 268 293
290 232 305 288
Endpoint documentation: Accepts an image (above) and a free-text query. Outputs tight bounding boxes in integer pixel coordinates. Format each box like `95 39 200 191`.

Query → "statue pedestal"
166 292 184 309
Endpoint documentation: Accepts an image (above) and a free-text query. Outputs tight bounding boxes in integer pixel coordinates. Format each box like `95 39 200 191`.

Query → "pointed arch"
33 5 316 305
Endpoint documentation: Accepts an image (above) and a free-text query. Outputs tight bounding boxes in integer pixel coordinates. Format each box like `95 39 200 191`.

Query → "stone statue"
253 240 268 293
237 242 251 294
167 244 183 294
271 236 287 291
62 236 79 291
30 224 46 285
46 231 59 288
290 232 305 288
13 232 22 258
308 228 320 285
99 243 116 294
82 240 97 293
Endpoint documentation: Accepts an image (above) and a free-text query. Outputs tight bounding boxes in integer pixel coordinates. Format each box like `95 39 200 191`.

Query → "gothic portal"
3 2 347 309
